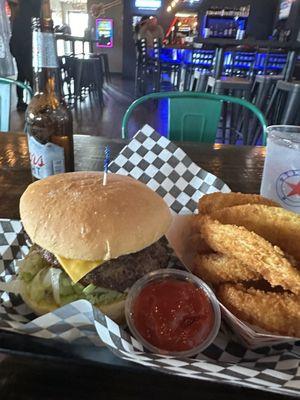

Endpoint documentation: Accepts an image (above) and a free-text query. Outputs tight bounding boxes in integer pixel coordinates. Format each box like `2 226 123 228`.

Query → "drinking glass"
260 125 300 213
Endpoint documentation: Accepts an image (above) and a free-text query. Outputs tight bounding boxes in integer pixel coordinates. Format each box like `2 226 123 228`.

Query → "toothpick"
103 145 110 186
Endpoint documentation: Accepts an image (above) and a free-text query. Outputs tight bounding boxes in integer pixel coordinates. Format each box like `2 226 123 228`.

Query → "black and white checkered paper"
109 125 230 214
0 126 299 397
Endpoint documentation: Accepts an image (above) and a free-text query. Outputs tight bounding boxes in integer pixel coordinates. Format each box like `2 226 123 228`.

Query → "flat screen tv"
135 0 162 10
96 18 113 48
279 0 295 20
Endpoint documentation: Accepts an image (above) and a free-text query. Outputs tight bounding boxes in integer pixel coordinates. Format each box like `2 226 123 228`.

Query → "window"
68 11 88 37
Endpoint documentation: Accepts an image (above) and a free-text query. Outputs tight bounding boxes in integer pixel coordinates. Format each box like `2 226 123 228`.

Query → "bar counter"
168 38 300 50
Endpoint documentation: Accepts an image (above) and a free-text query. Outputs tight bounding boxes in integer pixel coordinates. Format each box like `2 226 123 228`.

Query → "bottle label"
32 32 58 69
28 136 65 179
32 30 41 71
0 36 5 59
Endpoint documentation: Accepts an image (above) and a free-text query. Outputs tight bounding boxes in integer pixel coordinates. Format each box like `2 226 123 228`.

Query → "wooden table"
0 133 265 219
1 132 290 400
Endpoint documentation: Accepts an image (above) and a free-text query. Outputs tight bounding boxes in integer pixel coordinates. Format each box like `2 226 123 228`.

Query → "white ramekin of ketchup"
125 269 221 358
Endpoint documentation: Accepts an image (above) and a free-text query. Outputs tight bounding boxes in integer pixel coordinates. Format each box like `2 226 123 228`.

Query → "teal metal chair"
121 91 267 145
0 77 33 132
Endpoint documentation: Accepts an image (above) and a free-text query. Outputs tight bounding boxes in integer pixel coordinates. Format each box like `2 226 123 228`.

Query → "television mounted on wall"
279 0 295 20
96 18 114 48
135 0 162 10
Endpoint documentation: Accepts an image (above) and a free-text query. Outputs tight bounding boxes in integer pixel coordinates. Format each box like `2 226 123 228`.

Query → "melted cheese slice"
55 255 102 283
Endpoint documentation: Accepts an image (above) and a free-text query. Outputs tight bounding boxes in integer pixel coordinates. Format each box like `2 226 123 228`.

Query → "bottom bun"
98 300 126 325
19 281 126 325
20 284 58 315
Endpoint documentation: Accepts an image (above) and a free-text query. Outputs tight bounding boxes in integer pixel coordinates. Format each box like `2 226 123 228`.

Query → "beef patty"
35 237 171 292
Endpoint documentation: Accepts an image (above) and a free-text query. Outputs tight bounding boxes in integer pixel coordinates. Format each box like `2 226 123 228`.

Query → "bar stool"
152 39 182 92
182 49 215 92
74 57 104 106
266 80 300 125
59 55 76 100
249 75 284 144
189 70 210 92
206 76 253 144
206 76 252 98
90 53 111 84
135 39 148 95
100 54 111 83
251 75 284 112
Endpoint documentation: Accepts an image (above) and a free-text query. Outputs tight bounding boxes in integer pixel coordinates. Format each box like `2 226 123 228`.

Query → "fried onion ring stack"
192 192 300 337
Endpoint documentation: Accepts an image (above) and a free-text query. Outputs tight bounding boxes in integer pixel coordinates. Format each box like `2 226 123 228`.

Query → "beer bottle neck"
41 0 52 20
33 69 63 100
32 14 63 100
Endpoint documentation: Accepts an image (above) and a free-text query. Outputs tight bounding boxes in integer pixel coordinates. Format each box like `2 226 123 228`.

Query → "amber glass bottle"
25 0 74 181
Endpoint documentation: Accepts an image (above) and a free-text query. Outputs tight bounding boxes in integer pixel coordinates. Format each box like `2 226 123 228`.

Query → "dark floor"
10 75 168 139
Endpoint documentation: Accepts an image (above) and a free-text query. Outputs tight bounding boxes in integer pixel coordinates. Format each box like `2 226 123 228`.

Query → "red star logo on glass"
287 181 300 197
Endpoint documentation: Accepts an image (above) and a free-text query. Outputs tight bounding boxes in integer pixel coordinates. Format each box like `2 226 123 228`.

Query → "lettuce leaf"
19 249 125 307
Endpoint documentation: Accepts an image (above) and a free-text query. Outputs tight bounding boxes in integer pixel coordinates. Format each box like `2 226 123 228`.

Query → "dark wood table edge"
0 330 297 400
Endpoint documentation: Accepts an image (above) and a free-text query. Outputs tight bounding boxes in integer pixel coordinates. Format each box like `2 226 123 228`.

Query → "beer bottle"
25 0 74 181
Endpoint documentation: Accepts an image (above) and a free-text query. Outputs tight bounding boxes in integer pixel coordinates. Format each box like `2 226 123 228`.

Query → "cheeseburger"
19 172 172 322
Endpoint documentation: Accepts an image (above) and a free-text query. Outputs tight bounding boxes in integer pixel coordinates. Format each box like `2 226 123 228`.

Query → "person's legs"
14 54 27 110
14 52 32 111
23 54 33 91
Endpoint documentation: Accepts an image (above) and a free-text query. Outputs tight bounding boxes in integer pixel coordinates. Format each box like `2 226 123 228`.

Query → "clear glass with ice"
260 125 300 214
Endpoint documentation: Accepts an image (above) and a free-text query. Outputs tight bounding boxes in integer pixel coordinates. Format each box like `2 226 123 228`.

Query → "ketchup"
132 278 214 352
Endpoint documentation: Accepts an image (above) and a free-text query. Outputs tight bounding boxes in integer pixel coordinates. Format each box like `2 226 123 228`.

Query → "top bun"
20 172 172 261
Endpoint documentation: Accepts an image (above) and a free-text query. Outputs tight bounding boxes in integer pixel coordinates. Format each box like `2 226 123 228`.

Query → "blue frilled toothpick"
103 145 110 186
